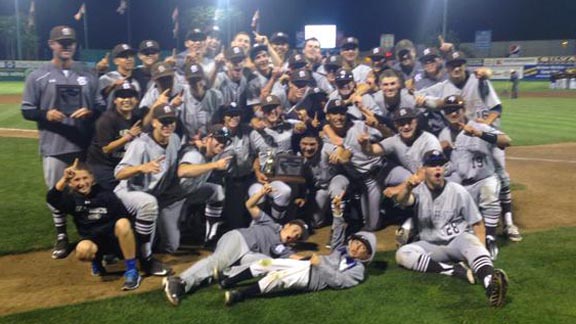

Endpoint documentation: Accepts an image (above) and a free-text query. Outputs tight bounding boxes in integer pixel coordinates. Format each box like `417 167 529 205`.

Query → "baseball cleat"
122 269 142 291
51 234 70 259
91 260 106 277
213 267 226 289
141 257 172 276
486 269 508 307
163 276 185 306
453 262 476 285
395 228 410 248
224 290 244 306
486 236 499 261
505 225 523 242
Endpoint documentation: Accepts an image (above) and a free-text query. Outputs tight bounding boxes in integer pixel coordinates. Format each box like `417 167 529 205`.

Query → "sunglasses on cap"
213 129 232 145
394 118 415 126
336 80 353 88
158 117 176 126
224 110 241 117
56 39 76 47
328 107 348 115
442 106 462 114
116 52 135 59
115 91 137 99
424 159 447 167
140 50 159 56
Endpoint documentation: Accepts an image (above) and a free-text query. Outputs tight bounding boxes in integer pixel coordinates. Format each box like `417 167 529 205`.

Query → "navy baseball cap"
185 63 204 80
250 43 268 60
261 95 282 111
290 68 313 86
139 40 160 53
288 53 307 69
112 44 136 58
50 26 76 41
367 47 386 60
114 81 139 98
442 95 465 114
393 107 418 122
186 28 206 41
209 124 232 146
324 55 343 70
153 104 177 122
446 51 467 67
151 62 175 80
270 32 289 44
225 46 246 63
422 150 448 167
324 99 348 114
341 36 359 50
221 102 242 116
335 69 354 83
419 47 440 63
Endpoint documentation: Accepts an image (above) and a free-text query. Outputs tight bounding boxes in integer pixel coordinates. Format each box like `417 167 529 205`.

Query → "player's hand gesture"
261 182 273 194
140 156 165 174
311 112 320 128
438 35 454 53
252 31 268 45
459 122 481 137
408 168 425 187
383 184 403 199
214 156 233 171
63 158 79 182
357 132 370 146
293 122 307 134
250 117 266 131
164 49 177 66
127 120 142 138
294 198 306 208
359 105 378 128
153 88 171 108
96 52 110 73
474 67 493 80
255 171 269 184
415 95 427 107
170 89 184 107
46 109 66 122
70 107 91 119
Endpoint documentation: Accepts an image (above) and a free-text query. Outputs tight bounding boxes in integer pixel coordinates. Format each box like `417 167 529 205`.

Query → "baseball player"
46 160 141 290
371 69 417 123
269 32 291 65
133 40 161 95
392 39 424 88
139 62 186 115
302 38 323 71
438 95 512 260
178 63 223 141
287 53 334 95
114 104 180 276
249 95 294 221
328 69 382 120
340 37 371 84
366 47 392 87
162 183 309 306
213 46 248 114
157 125 232 253
389 150 509 307
246 43 286 111
221 194 377 306
87 81 142 190
98 44 141 110
175 28 215 77
21 25 101 259
205 26 223 60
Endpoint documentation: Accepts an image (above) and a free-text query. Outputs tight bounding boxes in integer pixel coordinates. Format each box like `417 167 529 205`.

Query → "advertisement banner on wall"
0 61 46 81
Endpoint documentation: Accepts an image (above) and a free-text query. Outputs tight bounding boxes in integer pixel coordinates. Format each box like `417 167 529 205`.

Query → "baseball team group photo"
1 0 575 323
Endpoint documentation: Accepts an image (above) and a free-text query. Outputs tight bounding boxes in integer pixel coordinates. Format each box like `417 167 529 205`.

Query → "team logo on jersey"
157 65 166 73
274 244 286 255
77 76 87 86
87 207 108 221
298 70 306 78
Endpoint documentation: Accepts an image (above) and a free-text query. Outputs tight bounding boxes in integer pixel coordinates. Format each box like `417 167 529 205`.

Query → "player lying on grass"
162 183 310 306
385 150 509 307
218 194 377 306
46 159 141 291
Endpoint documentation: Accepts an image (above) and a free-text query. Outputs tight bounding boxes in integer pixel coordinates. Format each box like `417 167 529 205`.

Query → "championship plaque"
271 153 305 184
55 85 83 116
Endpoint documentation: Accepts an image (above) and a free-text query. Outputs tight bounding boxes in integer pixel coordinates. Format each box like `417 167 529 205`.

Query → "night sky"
2 0 575 52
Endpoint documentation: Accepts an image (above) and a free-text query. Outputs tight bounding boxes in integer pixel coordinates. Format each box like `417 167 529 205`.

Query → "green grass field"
1 80 576 322
2 227 575 324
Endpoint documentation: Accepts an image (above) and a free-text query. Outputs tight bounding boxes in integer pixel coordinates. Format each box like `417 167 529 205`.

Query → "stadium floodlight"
304 25 337 49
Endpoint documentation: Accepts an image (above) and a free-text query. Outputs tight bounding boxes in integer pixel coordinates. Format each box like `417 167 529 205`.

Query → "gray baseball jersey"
220 127 254 178
139 74 187 110
414 69 448 91
238 210 295 258
377 131 442 173
214 71 247 106
179 86 223 140
418 73 501 122
447 121 501 183
249 123 294 165
392 61 424 82
114 132 181 195
98 71 141 110
175 51 215 77
21 62 100 157
328 91 382 120
246 70 286 107
178 146 218 193
312 72 335 94
352 64 372 84
412 181 482 244
372 88 416 119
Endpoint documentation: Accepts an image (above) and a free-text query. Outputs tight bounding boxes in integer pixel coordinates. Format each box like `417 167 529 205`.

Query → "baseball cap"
270 32 289 44
250 43 268 60
261 95 281 110
395 39 416 58
290 68 313 86
287 219 310 241
112 44 136 58
398 49 412 61
341 37 359 50
225 46 246 63
445 51 467 67
288 53 307 69
151 62 174 80
185 28 206 42
324 99 348 114
206 25 221 38
324 55 343 70
153 104 177 121
335 69 354 83
392 107 418 122
114 81 139 98
367 47 386 60
209 124 232 146
49 26 76 41
185 63 204 80
422 149 448 167
349 231 377 262
419 47 440 63
139 40 160 54
221 102 242 116
442 95 465 114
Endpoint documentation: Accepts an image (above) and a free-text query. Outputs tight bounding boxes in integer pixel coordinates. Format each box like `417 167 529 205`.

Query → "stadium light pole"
14 0 22 60
442 0 448 40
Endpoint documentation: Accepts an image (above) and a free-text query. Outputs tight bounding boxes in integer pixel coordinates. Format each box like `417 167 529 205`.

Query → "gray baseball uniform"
98 71 141 110
377 131 442 173
371 88 416 119
328 91 382 120
178 210 295 293
179 86 223 140
214 71 247 106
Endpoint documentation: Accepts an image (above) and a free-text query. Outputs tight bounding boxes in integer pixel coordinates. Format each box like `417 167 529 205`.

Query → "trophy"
55 85 83 116
261 149 305 184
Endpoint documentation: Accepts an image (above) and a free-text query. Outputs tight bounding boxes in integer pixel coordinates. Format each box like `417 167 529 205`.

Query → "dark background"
1 0 575 52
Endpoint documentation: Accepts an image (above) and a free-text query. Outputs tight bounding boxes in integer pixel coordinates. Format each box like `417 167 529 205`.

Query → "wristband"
479 131 497 144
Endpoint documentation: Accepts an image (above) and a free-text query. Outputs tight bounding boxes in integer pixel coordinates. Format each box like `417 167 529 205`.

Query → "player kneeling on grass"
46 159 141 290
162 183 310 306
220 194 377 306
385 150 508 307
